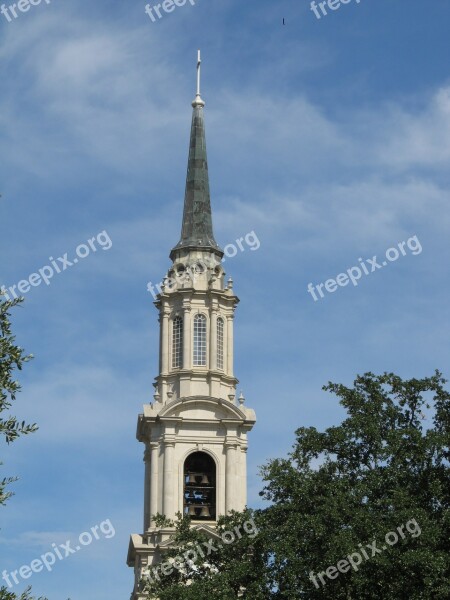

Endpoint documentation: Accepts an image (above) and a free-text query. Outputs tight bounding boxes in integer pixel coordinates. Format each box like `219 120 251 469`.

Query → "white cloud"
13 363 143 444
2 6 449 189
369 87 450 169
0 530 76 548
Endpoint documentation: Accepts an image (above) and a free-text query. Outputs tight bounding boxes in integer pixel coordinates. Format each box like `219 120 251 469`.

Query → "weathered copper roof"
170 102 223 260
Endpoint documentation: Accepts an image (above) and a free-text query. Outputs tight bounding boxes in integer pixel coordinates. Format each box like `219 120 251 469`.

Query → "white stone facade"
127 247 256 599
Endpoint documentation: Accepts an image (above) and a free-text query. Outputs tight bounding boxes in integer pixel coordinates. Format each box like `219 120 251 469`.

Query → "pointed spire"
170 50 222 261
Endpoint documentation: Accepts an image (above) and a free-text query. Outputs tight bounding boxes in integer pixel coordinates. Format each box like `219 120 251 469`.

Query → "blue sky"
1 0 449 597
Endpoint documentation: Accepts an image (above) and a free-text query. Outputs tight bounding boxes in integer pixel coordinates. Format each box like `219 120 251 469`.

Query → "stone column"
143 448 151 531
225 442 237 513
163 441 175 519
210 308 218 371
149 442 159 527
241 446 248 511
182 305 191 370
158 314 162 374
227 315 234 376
161 307 170 375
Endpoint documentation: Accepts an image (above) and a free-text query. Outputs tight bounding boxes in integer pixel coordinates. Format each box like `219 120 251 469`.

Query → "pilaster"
161 305 170 375
210 305 218 371
143 447 151 531
149 443 159 527
225 441 238 513
227 314 234 376
182 302 192 368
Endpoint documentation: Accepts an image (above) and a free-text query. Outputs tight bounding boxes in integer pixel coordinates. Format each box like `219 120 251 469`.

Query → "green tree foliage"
143 372 450 599
1 297 37 505
0 587 47 600
0 296 43 600
260 371 450 599
142 510 268 600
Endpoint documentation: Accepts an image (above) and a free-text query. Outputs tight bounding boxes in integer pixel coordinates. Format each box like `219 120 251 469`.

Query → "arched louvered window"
172 316 183 368
193 314 207 366
217 317 224 370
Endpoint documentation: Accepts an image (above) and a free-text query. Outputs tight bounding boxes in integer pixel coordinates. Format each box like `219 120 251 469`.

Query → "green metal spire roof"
170 54 222 260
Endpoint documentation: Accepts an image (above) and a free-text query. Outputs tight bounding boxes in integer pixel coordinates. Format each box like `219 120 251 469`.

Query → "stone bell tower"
127 51 256 599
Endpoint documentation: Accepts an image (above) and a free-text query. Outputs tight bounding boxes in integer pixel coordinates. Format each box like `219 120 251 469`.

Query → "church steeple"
127 53 256 600
170 50 222 261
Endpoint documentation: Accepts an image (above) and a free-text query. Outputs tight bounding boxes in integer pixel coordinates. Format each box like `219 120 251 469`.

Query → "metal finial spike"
192 49 205 107
197 49 201 96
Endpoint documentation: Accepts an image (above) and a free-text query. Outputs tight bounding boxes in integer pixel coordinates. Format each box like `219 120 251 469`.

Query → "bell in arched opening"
183 451 216 520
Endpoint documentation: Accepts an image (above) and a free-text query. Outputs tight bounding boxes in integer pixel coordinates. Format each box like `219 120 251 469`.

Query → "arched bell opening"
183 451 216 521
